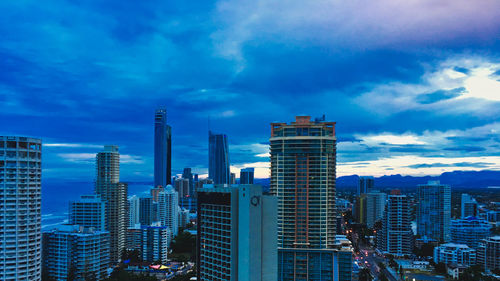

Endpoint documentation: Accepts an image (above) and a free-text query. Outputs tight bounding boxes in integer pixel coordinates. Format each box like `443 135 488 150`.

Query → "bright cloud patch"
356 57 500 116
338 155 500 177
360 134 426 145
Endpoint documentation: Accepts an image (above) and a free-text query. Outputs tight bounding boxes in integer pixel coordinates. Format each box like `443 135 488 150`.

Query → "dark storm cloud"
1 0 500 179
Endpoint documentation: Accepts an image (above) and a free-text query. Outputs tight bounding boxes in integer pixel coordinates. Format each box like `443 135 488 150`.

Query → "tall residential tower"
0 136 42 281
271 116 342 280
95 145 128 262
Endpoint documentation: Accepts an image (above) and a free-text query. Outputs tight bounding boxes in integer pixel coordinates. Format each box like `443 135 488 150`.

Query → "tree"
103 269 158 281
434 262 446 274
379 272 389 281
121 249 142 263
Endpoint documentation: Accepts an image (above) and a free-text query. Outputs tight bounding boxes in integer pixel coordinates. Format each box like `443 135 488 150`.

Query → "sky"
1 0 500 181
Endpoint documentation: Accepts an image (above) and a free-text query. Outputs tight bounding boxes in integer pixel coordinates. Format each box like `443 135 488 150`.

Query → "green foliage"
121 249 142 263
169 270 196 281
414 242 436 257
170 231 196 261
434 262 446 274
103 268 158 281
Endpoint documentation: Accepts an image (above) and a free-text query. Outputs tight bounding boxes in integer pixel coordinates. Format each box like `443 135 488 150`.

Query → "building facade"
139 197 155 226
0 136 42 281
358 176 374 196
196 184 277 281
128 195 140 227
417 181 451 242
157 185 179 235
451 217 492 249
477 236 500 272
208 131 230 185
377 191 413 256
461 194 478 218
433 243 476 267
271 116 343 281
42 225 110 281
141 224 172 264
95 145 128 262
69 194 106 231
240 168 254 184
365 191 386 228
154 108 172 187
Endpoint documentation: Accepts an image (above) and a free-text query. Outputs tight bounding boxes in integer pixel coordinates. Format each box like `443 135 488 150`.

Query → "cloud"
58 153 143 164
359 134 426 145
338 155 500 177
355 57 500 117
44 143 102 148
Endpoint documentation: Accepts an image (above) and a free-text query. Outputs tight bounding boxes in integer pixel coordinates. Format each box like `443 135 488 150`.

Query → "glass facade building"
0 136 42 281
154 108 172 187
358 176 374 196
417 181 451 242
208 131 230 185
240 168 254 184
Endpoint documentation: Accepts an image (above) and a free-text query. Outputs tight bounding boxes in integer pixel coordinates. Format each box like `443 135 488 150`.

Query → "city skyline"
1 1 500 182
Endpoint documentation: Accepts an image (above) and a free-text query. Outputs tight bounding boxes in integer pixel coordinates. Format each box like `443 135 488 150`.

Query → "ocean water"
42 180 153 230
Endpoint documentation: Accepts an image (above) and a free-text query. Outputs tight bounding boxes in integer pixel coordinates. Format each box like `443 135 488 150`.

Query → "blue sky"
1 0 500 181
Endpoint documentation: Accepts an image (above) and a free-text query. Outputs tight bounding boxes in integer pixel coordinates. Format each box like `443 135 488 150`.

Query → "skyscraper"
377 190 413 256
157 185 179 235
42 225 110 281
240 167 254 184
196 184 277 281
270 116 339 280
358 176 374 196
0 136 42 281
417 181 451 242
365 191 387 228
69 194 106 231
461 194 478 218
154 108 172 187
175 177 190 209
95 145 128 262
208 131 230 185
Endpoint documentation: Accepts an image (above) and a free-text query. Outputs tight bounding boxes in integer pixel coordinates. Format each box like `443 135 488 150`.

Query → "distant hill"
337 170 500 190
256 170 500 191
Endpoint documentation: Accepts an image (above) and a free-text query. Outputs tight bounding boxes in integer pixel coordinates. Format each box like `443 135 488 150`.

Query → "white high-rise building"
128 195 140 227
377 190 413 256
95 145 128 262
157 185 179 235
0 136 42 281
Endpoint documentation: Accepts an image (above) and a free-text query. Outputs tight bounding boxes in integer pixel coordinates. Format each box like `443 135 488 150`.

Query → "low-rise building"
42 225 110 281
433 243 476 267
